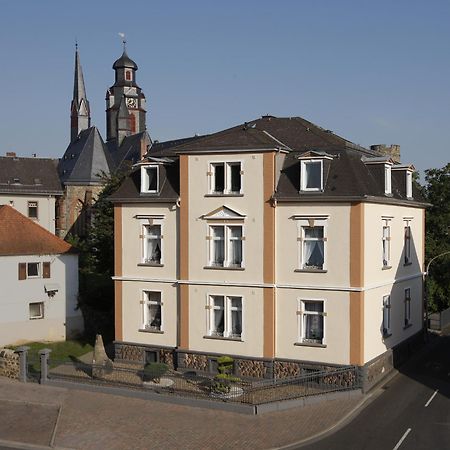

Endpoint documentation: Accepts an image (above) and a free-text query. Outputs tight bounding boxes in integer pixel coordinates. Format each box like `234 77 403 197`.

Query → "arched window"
125 71 131 81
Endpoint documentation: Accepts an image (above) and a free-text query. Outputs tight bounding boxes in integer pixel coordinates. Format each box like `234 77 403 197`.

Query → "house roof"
0 205 74 256
0 156 62 195
59 126 114 185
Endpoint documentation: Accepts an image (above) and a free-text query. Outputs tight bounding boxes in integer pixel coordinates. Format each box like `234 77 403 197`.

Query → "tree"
423 163 450 312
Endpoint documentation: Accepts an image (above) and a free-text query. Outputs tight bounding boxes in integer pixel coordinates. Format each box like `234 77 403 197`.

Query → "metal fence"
44 357 360 406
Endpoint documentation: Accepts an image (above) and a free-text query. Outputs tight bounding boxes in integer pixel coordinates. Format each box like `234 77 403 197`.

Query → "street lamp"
424 250 450 337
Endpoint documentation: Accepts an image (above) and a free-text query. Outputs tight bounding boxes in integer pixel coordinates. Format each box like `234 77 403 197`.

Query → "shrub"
212 355 240 394
143 362 168 383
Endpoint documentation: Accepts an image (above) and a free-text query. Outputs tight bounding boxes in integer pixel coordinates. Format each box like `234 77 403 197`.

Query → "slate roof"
0 156 62 195
0 205 74 256
110 115 427 206
59 127 114 185
113 50 138 70
108 131 150 170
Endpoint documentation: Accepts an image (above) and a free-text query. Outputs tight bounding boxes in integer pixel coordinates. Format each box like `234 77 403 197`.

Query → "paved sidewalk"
0 377 364 450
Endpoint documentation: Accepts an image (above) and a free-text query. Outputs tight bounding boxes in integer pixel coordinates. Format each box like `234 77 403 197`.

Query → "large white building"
110 116 426 387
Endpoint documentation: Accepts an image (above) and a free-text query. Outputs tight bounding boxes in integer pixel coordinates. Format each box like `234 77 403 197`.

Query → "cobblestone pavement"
0 377 363 450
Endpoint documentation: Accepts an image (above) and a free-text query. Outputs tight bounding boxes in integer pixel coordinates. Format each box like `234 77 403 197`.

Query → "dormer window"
300 159 323 191
141 165 159 193
384 164 392 195
406 170 413 198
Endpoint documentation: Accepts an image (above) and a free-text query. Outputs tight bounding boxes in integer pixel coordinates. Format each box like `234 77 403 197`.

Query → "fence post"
15 346 30 383
39 348 52 384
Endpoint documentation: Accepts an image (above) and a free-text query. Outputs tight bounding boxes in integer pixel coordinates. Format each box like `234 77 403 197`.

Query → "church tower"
70 45 91 143
106 45 147 145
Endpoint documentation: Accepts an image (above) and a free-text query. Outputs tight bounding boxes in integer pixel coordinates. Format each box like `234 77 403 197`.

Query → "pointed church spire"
71 45 91 143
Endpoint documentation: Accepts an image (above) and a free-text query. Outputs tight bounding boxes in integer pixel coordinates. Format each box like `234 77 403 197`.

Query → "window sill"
139 328 164 334
205 193 244 197
29 317 44 320
203 265 245 271
295 269 327 273
294 342 326 348
403 262 412 267
403 323 413 330
138 263 164 267
382 265 392 270
203 335 243 342
298 190 323 194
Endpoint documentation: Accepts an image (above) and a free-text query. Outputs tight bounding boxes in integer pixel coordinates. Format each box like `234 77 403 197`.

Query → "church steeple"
70 45 91 143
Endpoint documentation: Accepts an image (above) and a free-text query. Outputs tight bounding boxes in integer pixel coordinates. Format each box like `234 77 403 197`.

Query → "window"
28 201 38 219
208 295 242 339
383 295 391 336
209 162 242 195
295 217 328 271
208 225 243 268
382 220 391 268
384 164 392 195
125 71 131 81
300 160 323 191
141 165 159 193
142 291 162 331
29 302 44 320
404 222 411 265
298 300 325 345
27 262 40 278
404 288 411 327
406 171 413 198
142 224 162 264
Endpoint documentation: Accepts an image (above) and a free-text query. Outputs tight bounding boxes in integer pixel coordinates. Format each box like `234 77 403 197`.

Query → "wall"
0 253 81 346
0 194 56 233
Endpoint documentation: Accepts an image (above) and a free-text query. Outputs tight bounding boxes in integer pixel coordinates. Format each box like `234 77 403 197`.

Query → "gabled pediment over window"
297 150 334 160
202 205 246 220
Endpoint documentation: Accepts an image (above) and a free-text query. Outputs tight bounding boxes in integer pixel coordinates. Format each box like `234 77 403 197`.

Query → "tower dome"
112 51 138 70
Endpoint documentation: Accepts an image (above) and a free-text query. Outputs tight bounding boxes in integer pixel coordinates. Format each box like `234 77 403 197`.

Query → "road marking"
393 428 411 450
425 389 439 407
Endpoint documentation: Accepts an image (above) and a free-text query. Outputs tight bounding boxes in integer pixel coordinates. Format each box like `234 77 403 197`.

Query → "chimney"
6 152 16 157
370 144 401 163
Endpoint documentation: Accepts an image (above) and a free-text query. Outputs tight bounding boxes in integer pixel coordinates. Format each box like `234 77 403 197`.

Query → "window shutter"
43 262 51 279
18 263 26 280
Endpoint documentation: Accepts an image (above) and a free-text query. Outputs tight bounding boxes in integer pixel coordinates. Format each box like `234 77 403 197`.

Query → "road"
300 334 450 450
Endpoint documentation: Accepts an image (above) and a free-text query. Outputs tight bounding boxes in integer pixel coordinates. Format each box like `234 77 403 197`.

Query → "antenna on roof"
118 32 126 51
75 38 78 51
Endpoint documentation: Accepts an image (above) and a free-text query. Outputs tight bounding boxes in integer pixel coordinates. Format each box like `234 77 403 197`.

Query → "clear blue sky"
0 0 449 179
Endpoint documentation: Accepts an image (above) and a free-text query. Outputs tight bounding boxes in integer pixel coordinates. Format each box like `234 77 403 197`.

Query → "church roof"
0 205 74 256
113 50 138 70
59 127 114 185
108 131 151 170
0 156 62 195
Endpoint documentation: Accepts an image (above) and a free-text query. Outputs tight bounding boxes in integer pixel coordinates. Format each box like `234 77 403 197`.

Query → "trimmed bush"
143 362 168 383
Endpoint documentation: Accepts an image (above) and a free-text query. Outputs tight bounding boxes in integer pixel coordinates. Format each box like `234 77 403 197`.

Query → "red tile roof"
0 205 74 256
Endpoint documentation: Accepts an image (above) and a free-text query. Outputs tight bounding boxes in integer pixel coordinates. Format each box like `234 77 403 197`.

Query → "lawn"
9 340 93 368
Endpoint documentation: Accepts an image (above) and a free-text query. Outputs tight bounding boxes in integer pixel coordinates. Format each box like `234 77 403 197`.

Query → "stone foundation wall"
0 349 19 380
237 359 269 378
114 342 175 369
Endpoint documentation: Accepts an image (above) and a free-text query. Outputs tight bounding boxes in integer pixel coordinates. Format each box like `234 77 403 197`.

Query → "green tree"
424 163 450 312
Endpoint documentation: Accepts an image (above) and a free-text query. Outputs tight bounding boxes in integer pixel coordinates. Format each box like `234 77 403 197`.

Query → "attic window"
141 165 159 194
300 160 323 192
384 164 392 195
13 178 21 184
406 171 413 198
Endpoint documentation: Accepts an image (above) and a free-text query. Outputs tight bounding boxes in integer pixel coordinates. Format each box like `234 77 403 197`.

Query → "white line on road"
425 389 439 407
393 428 411 450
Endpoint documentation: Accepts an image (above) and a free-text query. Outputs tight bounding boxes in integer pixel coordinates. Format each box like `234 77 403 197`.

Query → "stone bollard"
39 349 52 384
15 346 30 383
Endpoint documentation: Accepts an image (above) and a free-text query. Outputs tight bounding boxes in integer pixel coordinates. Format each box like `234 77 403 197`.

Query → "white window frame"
140 165 159 193
208 161 243 195
27 262 40 278
382 218 392 268
28 201 38 219
207 294 243 339
404 288 411 327
141 290 163 332
406 170 413 198
141 220 163 265
403 219 412 265
207 223 244 268
29 302 44 320
295 217 328 271
384 164 392 195
300 159 323 192
383 295 391 336
297 299 326 345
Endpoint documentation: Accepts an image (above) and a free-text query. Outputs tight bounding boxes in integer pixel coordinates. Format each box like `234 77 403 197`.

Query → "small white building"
0 205 82 346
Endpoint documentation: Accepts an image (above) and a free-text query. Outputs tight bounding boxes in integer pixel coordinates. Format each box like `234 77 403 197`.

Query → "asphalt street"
299 334 450 450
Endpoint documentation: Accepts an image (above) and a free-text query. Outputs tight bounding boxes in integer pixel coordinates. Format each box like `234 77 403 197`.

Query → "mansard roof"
0 205 74 256
0 156 62 195
59 127 114 185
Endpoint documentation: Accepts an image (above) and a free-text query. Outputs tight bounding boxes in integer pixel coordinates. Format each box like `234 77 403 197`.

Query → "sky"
0 0 449 180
